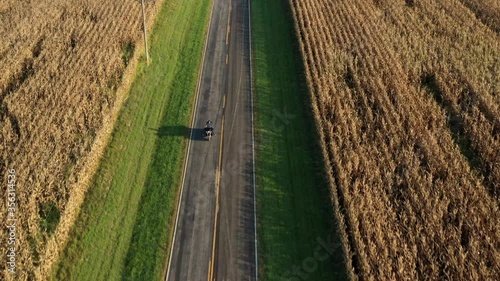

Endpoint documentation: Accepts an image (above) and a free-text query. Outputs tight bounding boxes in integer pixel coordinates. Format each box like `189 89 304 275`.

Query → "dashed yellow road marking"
209 109 224 281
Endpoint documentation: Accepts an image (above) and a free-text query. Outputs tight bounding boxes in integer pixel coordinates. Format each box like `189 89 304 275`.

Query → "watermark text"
6 169 17 274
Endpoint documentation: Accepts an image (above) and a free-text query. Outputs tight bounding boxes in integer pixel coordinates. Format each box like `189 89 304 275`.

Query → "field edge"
49 0 212 280
251 0 351 280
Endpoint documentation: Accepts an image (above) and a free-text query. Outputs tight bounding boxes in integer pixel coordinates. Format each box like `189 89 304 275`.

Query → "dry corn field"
0 0 158 279
290 0 499 280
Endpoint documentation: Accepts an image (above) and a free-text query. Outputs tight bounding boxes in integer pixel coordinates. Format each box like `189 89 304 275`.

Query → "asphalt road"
166 0 256 279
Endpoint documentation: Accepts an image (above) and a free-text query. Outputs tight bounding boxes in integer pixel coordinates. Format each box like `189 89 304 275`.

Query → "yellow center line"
209 95 225 281
210 1 230 278
226 0 232 45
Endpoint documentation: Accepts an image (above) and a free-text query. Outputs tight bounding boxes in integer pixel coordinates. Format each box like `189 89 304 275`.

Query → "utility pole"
140 0 150 64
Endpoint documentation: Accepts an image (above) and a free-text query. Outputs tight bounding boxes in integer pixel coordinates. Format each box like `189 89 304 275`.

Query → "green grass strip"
251 0 349 280
51 0 211 280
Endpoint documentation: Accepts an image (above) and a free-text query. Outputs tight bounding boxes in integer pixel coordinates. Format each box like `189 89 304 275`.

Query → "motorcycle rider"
206 120 213 128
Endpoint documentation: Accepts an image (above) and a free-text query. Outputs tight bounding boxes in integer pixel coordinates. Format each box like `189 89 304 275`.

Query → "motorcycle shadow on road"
151 126 207 141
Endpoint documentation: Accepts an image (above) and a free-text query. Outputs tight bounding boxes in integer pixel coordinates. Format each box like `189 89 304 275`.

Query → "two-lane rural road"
166 0 256 279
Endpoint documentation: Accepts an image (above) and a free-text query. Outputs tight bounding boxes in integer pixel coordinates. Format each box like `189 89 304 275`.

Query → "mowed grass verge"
50 0 211 280
251 0 348 280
